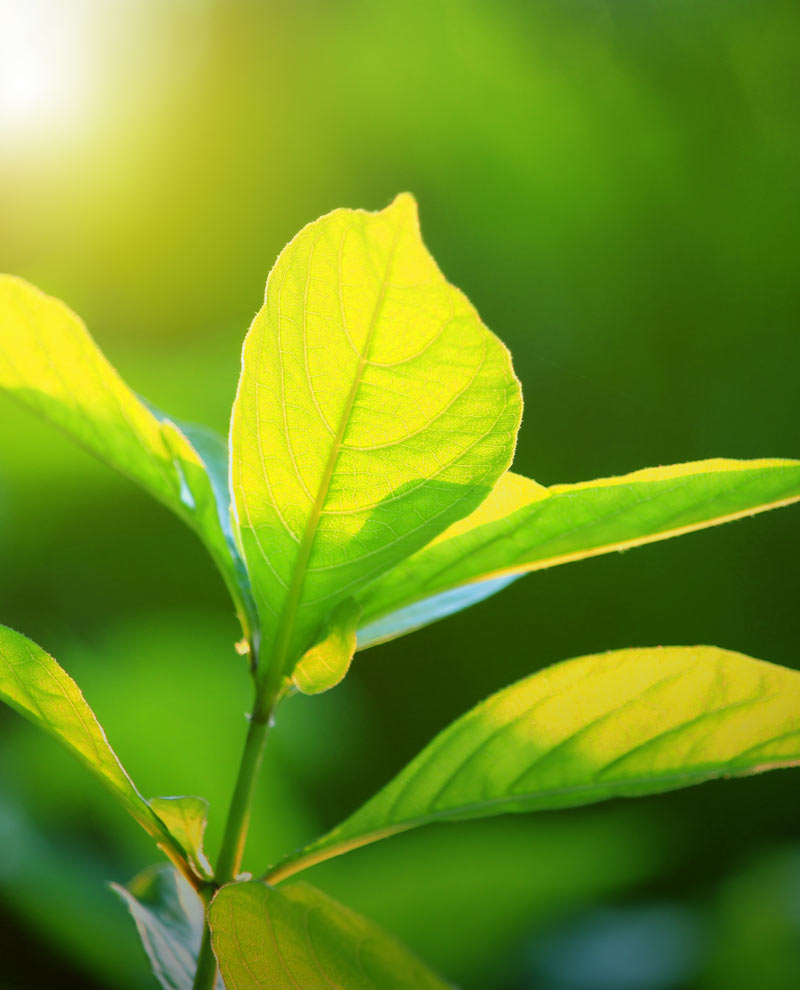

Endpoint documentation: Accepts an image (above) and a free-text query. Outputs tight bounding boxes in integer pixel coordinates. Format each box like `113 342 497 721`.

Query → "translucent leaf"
357 459 800 646
150 797 214 882
112 864 222 990
268 646 800 881
0 275 253 634
292 598 361 695
0 623 190 877
229 193 521 687
209 880 452 989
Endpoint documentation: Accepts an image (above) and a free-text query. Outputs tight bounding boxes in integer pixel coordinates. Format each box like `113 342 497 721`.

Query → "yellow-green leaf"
0 275 253 635
292 598 361 695
357 459 800 647
0 623 191 880
150 797 214 882
267 646 800 882
230 194 521 687
209 881 452 989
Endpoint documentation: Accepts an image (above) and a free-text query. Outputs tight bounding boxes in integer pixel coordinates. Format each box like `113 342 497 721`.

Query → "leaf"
150 796 214 882
0 623 191 878
209 880 452 989
112 864 222 990
292 598 361 695
230 193 522 687
357 458 800 647
267 646 800 882
0 275 253 635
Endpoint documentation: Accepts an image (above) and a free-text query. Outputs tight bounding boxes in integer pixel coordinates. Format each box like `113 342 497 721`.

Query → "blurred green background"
1 0 799 987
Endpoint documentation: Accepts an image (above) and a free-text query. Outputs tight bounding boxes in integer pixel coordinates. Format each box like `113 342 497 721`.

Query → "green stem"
193 690 274 990
216 713 271 883
192 889 217 990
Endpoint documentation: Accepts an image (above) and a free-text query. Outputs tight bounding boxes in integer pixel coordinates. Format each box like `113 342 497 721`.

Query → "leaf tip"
384 191 419 226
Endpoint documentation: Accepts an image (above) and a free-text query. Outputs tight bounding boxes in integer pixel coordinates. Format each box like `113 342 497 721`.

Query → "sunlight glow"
0 1 92 139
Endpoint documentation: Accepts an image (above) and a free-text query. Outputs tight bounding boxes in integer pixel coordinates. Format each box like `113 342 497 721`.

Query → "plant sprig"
2 194 799 989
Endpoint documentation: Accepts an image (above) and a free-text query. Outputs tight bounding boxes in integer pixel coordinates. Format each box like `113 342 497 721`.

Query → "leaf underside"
209 880 452 989
357 459 800 647
112 864 222 990
230 192 522 682
271 646 800 879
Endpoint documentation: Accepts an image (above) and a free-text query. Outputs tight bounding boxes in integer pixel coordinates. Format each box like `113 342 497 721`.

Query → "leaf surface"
150 797 214 881
0 275 252 633
268 646 800 881
0 623 190 876
357 459 800 646
230 193 521 684
111 865 218 990
209 880 452 989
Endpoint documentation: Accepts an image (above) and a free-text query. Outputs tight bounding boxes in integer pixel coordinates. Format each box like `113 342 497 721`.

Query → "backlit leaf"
357 459 800 647
292 598 361 695
267 646 800 881
0 275 253 635
230 193 521 688
150 797 214 882
209 880 452 989
0 623 190 878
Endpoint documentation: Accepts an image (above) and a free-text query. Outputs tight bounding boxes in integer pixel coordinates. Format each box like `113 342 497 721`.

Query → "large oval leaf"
267 646 800 882
230 194 521 685
209 880 452 989
357 459 800 647
0 623 192 880
0 276 253 634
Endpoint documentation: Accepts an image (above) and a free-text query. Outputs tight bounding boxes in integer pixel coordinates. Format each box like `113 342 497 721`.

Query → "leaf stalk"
192 675 276 990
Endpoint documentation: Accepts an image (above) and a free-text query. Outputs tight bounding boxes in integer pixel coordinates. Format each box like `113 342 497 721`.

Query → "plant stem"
192 889 218 990
216 712 271 882
193 691 274 990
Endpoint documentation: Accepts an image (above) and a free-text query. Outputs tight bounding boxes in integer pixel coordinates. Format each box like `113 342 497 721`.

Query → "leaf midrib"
263 219 404 688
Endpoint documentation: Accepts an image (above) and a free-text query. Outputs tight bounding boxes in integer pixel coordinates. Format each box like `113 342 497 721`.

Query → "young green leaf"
0 623 192 881
209 880 452 989
150 797 214 882
111 864 218 990
266 646 800 882
357 458 800 647
230 193 522 689
292 598 361 695
0 275 253 635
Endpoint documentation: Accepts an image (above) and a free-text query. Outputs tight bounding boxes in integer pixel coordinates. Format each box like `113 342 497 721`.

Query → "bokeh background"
1 0 799 987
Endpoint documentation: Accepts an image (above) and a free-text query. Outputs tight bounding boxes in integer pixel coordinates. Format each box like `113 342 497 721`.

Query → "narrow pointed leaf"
292 598 361 695
209 880 452 989
111 865 220 990
0 275 252 633
230 193 521 683
268 646 800 881
150 797 214 882
357 459 800 647
0 623 191 877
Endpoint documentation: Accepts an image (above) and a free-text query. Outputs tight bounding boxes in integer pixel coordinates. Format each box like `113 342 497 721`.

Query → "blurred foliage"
1 0 798 987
